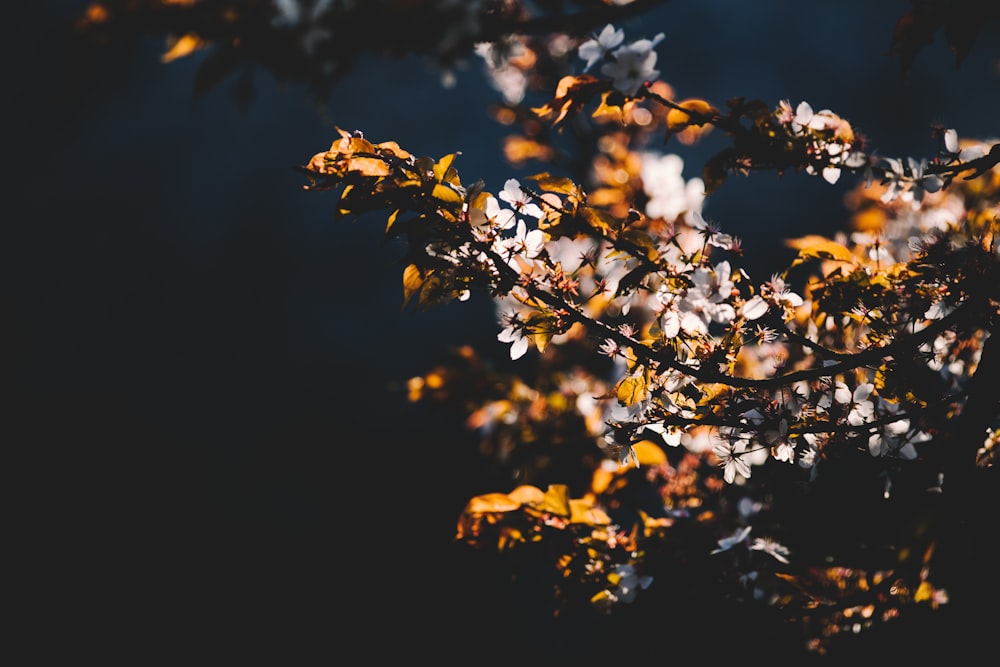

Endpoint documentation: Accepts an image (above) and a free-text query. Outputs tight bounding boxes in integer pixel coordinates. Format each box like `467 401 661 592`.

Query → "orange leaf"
432 183 463 203
402 264 423 306
666 99 718 145
665 98 718 130
376 141 411 160
536 484 571 517
433 153 460 184
569 499 611 526
504 136 554 165
527 172 578 195
464 493 521 514
632 439 667 466
347 156 390 177
161 33 207 63
579 206 620 234
508 485 545 505
786 235 854 262
587 187 626 207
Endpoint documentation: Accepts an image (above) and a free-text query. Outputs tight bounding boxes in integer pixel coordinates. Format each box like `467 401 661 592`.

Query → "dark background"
8 1 999 661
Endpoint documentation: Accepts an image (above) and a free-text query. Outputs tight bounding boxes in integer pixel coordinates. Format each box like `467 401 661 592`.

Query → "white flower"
641 422 684 447
763 419 795 463
742 295 769 321
612 564 653 603
924 298 956 320
601 34 664 97
761 275 804 321
713 438 753 483
497 312 530 360
677 261 737 333
640 152 705 222
817 380 852 412
498 178 544 219
791 101 843 134
798 433 822 481
750 537 791 564
513 219 545 259
660 306 681 338
907 157 944 205
847 383 875 425
492 218 545 271
943 128 960 155
870 419 925 460
711 525 752 554
879 157 907 204
578 24 624 71
485 195 516 230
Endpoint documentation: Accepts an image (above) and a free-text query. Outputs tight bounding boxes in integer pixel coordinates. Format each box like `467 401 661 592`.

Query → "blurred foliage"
74 0 671 103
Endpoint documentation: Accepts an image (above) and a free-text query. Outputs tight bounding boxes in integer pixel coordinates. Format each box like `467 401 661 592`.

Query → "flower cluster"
775 100 862 184
578 24 665 96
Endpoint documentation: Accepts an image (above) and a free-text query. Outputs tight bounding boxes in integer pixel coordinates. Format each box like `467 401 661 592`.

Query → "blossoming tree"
77 0 999 657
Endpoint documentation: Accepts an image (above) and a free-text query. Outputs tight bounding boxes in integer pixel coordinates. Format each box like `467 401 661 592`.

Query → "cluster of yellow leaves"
306 128 412 179
773 541 947 654
456 483 612 550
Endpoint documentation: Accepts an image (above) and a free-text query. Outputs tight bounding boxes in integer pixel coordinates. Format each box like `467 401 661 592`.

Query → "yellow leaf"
432 183 463 203
632 439 667 466
345 136 377 155
469 190 490 211
337 184 354 216
532 74 600 125
508 485 545 505
591 589 615 606
386 209 400 234
433 153 460 184
376 141 411 160
914 581 936 603
537 484 571 517
587 187 626 207
786 235 854 262
617 374 648 406
569 499 611 526
504 136 554 165
402 264 423 306
533 330 551 354
853 206 887 233
463 493 521 514
345 156 389 177
527 172 578 195
666 98 718 130
579 206 620 234
665 99 718 145
161 33 206 63
592 90 627 121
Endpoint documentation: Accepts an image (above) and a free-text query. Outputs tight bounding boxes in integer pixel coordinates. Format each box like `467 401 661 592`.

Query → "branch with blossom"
300 82 997 647
294 13 1000 657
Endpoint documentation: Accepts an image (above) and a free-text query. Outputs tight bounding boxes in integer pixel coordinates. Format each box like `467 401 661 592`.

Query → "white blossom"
601 33 664 96
578 24 624 71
